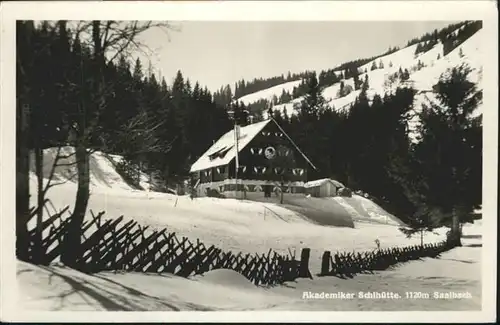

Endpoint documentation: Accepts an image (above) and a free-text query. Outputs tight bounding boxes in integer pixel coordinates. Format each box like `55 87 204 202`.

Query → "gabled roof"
304 178 345 188
190 118 317 173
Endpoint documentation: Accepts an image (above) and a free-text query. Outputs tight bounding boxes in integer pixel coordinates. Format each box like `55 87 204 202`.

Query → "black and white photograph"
0 1 497 323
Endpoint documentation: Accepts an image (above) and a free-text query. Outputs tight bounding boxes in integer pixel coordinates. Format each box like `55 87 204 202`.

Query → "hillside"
236 79 302 106
235 22 483 142
30 147 404 226
27 147 436 276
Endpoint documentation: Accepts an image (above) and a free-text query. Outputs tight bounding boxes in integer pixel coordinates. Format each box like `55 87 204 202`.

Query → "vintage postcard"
0 0 497 323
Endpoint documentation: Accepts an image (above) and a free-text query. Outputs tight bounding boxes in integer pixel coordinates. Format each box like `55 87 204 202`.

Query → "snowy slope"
259 27 483 127
408 28 484 140
29 147 136 192
27 147 447 281
234 69 341 107
235 80 302 106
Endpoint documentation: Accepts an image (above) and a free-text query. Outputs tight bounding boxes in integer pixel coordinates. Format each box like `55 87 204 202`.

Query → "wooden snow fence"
319 241 455 278
21 204 312 286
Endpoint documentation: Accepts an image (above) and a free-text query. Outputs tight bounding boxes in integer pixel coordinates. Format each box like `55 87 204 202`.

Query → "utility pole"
229 97 241 200
234 121 240 199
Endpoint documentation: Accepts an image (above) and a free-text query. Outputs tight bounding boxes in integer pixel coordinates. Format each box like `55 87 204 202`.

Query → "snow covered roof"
190 118 317 173
304 178 345 189
190 120 270 173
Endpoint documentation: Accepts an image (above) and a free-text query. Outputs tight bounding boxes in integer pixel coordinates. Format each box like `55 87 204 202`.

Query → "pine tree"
300 72 327 117
415 43 422 55
283 106 289 122
267 105 273 120
133 58 144 81
413 64 482 245
353 73 362 91
362 74 369 92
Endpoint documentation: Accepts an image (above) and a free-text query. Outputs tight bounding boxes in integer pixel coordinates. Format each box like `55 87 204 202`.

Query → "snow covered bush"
337 187 352 197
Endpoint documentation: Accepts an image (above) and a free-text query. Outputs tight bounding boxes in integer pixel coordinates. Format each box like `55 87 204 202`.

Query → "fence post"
321 251 331 276
299 248 312 279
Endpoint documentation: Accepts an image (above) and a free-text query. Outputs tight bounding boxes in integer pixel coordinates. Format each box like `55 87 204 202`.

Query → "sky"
137 21 456 92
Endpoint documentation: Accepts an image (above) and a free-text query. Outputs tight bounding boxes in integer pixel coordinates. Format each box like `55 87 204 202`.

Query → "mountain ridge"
229 20 482 125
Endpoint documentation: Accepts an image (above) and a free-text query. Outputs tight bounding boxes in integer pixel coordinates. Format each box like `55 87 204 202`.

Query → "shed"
304 178 345 197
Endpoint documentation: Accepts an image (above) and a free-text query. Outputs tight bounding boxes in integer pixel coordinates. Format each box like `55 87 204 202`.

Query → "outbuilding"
304 178 345 197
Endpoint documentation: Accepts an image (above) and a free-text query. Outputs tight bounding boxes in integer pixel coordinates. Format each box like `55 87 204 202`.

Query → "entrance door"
263 185 272 198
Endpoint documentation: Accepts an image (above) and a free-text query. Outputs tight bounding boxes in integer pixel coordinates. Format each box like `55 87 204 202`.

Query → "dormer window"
208 146 233 161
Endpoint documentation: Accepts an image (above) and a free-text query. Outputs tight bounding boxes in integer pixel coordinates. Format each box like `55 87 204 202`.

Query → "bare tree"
59 20 175 267
16 20 175 265
115 108 177 188
17 21 80 261
16 21 36 261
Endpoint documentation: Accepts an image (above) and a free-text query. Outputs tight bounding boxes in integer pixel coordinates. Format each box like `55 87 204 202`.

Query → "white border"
0 1 497 323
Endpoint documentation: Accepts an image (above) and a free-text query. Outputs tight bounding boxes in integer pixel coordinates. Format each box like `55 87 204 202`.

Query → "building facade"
190 118 316 199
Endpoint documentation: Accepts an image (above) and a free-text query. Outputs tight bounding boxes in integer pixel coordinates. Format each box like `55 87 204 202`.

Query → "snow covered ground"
27 148 446 271
14 147 484 314
235 79 302 106
16 224 482 312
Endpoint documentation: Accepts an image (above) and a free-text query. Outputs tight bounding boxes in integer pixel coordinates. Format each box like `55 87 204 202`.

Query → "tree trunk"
60 20 101 268
450 207 462 247
280 176 284 204
137 160 142 187
34 146 46 263
149 169 152 192
16 98 30 261
61 144 90 267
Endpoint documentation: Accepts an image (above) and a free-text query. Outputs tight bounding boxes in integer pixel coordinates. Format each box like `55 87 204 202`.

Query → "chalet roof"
304 178 345 189
190 118 317 173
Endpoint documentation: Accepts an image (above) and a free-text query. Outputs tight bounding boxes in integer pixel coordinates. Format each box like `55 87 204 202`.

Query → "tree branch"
42 146 63 196
55 161 79 167
46 172 78 189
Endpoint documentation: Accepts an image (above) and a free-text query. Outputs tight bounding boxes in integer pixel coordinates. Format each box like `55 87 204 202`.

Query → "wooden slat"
78 217 124 263
28 206 70 237
97 220 138 270
146 232 177 272
131 229 168 271
115 230 162 267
